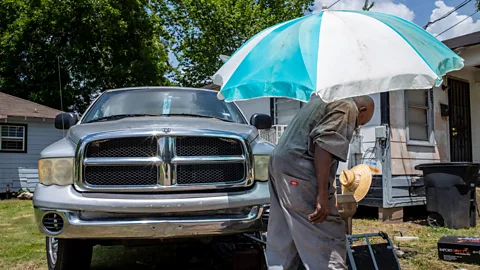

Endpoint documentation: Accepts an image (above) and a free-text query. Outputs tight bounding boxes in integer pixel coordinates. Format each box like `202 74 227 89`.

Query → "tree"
0 0 172 111
363 0 374 11
157 0 314 87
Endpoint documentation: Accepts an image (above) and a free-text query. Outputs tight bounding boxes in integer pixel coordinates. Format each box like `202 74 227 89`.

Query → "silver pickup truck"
33 87 274 270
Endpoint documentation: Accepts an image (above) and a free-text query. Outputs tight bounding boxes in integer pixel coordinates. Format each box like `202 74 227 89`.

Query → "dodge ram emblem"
162 128 171 134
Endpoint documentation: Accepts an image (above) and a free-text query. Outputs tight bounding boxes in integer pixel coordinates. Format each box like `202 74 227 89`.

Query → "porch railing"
259 125 287 145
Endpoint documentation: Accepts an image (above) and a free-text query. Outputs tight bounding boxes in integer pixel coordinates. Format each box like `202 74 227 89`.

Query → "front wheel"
46 237 93 270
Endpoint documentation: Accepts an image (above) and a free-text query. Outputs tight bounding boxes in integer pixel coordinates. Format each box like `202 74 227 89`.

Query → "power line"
328 0 341 9
435 10 479 38
424 0 472 29
425 0 471 28
57 56 65 137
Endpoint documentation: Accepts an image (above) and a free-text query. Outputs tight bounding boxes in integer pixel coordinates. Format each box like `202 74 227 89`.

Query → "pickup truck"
33 87 274 269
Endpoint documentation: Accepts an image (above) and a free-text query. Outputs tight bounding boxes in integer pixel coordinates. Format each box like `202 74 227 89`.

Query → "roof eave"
4 114 56 120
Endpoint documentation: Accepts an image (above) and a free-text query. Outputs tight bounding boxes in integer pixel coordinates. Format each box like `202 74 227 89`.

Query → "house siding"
0 117 64 192
235 98 271 123
389 89 447 176
471 79 480 162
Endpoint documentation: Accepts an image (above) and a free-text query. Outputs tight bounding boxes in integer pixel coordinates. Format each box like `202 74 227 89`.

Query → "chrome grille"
78 133 250 192
84 166 157 186
176 163 245 184
176 137 243 156
85 137 157 158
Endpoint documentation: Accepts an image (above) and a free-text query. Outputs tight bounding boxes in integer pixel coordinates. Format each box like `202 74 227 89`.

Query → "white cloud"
313 0 415 21
426 1 480 41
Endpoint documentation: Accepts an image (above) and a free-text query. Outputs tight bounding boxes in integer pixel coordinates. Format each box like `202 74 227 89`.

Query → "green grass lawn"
0 200 45 270
353 218 480 270
1 199 479 270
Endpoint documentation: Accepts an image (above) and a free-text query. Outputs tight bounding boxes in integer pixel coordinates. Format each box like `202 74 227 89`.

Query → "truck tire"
46 237 93 270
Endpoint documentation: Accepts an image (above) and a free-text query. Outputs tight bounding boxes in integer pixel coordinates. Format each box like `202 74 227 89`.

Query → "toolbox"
438 236 480 265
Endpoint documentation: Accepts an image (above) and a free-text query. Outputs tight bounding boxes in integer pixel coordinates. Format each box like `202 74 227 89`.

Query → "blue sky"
405 0 479 27
315 0 480 40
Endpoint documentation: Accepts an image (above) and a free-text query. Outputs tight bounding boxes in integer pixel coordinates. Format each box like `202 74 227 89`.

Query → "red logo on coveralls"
290 180 299 186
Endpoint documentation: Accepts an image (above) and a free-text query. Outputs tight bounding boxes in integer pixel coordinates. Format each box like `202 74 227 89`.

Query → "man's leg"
288 209 347 270
276 173 347 270
266 171 300 270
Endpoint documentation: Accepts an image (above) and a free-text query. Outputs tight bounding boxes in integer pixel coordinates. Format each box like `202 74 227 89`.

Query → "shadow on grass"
90 243 229 270
354 205 432 226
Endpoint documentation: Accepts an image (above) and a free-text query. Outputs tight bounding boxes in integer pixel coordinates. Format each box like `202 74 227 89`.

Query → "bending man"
267 95 375 269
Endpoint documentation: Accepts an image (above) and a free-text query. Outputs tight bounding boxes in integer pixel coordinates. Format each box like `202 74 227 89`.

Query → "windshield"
82 88 246 124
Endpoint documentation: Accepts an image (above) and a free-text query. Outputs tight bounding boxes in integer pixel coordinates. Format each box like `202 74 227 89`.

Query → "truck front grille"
176 137 243 156
85 166 158 186
79 135 249 192
85 137 158 158
176 163 245 185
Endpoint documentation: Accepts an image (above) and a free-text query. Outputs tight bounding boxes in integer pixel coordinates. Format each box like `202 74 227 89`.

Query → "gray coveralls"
266 96 358 270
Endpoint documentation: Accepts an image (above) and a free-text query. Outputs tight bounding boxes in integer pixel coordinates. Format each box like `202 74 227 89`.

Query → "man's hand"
312 144 333 224
308 195 331 224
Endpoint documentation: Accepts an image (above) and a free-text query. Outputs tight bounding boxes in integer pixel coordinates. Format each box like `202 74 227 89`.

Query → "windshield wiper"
167 113 234 122
86 113 234 123
86 114 161 123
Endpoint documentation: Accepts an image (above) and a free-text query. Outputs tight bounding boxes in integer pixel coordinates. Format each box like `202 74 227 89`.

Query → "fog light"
42 213 64 234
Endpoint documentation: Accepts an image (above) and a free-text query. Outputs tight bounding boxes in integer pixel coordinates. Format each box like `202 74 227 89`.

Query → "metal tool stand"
242 232 268 268
346 232 401 270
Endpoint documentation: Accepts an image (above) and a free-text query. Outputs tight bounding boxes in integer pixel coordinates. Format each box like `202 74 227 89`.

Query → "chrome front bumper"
33 183 269 239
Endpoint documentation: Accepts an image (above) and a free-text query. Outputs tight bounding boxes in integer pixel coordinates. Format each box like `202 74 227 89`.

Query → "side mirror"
55 113 78 130
250 113 272 130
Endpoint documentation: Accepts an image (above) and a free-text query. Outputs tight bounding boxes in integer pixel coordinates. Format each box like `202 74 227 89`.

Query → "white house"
0 92 64 194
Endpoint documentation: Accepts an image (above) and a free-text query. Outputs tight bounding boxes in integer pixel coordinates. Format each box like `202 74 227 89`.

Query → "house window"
0 124 27 152
273 98 303 125
405 89 434 146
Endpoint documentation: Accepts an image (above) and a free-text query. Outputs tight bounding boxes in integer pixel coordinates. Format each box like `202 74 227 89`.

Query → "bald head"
353 95 375 126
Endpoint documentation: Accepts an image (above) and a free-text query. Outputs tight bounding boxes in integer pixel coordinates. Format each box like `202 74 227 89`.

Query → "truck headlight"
254 155 270 181
38 158 74 186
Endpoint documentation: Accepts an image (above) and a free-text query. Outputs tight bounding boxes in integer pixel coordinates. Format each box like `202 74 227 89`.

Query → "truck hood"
68 117 259 144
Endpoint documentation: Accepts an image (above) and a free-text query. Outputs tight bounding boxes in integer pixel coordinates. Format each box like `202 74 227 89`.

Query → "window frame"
404 89 435 147
0 123 28 153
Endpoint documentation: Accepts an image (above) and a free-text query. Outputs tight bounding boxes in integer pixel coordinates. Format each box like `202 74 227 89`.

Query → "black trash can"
415 163 480 229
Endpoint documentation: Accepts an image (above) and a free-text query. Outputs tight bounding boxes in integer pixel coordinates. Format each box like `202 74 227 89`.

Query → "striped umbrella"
213 9 464 103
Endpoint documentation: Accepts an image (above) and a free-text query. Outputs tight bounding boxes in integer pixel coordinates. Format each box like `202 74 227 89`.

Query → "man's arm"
308 144 333 224
308 101 357 224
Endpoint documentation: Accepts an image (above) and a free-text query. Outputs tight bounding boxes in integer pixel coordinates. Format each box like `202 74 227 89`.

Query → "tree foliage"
0 0 171 111
363 0 374 11
157 0 314 87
